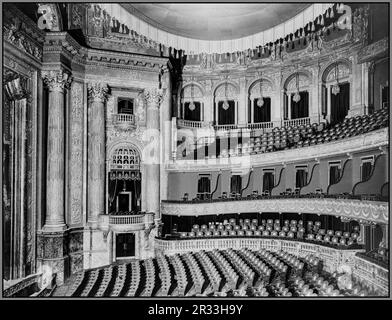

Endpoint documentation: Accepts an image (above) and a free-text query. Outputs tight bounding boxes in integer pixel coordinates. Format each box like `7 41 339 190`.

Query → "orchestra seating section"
57 248 380 297
179 108 389 160
175 218 361 249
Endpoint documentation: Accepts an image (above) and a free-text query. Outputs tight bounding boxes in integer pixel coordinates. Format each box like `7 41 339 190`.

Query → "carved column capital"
87 82 109 102
42 69 72 92
144 88 165 109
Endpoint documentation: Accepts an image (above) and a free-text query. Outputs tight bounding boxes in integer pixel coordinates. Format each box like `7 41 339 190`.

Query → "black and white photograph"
1 0 390 306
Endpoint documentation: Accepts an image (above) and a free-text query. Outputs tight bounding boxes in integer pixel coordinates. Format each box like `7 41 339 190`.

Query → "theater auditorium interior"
2 2 390 298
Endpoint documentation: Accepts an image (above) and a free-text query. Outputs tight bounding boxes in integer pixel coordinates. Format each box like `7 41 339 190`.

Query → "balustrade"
112 113 135 124
283 117 311 127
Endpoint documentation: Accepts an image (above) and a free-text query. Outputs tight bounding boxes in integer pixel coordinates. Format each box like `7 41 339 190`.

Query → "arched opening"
214 82 238 126
248 78 273 124
180 84 204 122
108 147 141 214
322 61 351 125
283 72 310 121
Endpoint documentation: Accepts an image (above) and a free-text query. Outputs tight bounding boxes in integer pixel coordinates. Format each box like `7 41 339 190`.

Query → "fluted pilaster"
144 88 164 220
87 82 109 227
42 69 72 231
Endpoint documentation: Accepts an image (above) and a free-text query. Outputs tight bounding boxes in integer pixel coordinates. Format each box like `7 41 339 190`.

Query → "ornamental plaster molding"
161 198 388 224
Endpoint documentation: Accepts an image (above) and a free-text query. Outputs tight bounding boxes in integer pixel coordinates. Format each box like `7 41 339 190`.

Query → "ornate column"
42 69 72 231
144 88 164 221
87 82 109 228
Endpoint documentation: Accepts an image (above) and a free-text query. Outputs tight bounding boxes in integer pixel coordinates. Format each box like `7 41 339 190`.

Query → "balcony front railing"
247 121 274 130
109 214 145 225
112 113 135 124
177 119 205 128
283 117 310 127
214 124 238 131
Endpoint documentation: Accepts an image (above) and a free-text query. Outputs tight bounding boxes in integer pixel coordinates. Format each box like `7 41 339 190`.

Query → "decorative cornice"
41 69 72 92
144 88 165 109
161 198 388 224
87 82 109 102
357 37 388 63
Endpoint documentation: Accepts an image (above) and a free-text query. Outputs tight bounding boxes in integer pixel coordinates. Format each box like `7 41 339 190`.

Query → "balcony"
161 196 388 224
100 212 154 232
112 114 135 125
283 117 310 127
177 119 206 129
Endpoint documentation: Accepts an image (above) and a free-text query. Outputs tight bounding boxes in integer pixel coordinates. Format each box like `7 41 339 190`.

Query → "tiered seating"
79 269 99 297
62 247 384 297
207 250 239 291
155 254 172 296
69 271 86 297
182 252 205 295
140 259 156 296
181 218 360 248
194 251 222 294
185 109 389 159
125 260 141 296
169 254 188 296
306 221 360 246
110 264 126 296
95 266 113 297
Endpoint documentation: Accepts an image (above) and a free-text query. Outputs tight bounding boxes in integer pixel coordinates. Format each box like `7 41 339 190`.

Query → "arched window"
214 82 239 125
322 62 351 125
248 78 273 123
110 147 140 170
283 72 310 120
118 98 134 115
180 84 204 121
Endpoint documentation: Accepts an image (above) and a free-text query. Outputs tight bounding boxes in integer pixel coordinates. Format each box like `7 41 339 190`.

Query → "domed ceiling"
122 3 311 41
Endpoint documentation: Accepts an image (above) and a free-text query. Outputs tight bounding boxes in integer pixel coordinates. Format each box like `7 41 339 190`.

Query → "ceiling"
123 3 311 41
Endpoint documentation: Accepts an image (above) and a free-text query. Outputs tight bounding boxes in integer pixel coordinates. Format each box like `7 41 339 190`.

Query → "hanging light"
189 85 196 111
222 82 230 110
293 72 301 103
332 63 340 95
257 73 264 107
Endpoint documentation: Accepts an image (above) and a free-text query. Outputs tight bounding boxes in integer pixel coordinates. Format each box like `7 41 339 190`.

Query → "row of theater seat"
183 108 388 159
176 218 360 248
63 247 379 297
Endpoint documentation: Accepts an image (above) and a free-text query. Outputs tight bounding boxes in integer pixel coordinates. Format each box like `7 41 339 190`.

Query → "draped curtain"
253 97 271 122
217 100 235 125
295 169 308 188
198 177 211 193
184 101 201 121
291 91 309 119
230 175 242 194
330 82 350 124
263 173 274 192
118 98 133 114
329 166 341 185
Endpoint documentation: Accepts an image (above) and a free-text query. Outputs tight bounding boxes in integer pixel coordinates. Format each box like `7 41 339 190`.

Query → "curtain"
291 91 309 119
329 166 341 185
184 101 201 121
263 173 274 192
230 175 242 194
362 162 372 181
198 177 211 193
118 98 133 114
330 82 350 124
218 100 235 125
295 170 308 188
253 97 271 122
